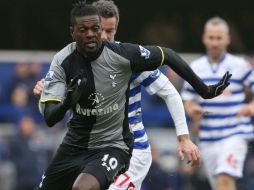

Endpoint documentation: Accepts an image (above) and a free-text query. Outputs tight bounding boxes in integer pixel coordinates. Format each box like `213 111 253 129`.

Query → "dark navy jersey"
40 41 164 151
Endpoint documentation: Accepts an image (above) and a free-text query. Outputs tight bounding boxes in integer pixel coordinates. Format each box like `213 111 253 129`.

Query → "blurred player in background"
35 1 200 189
182 17 254 190
36 1 231 189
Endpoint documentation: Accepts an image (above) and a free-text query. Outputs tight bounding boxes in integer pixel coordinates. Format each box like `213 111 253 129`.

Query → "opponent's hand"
177 135 201 167
203 71 232 99
63 75 87 108
237 103 254 117
188 105 205 121
33 79 45 98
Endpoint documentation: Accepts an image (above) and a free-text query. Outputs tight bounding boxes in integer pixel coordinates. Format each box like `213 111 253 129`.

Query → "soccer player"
34 1 200 189
37 2 231 190
181 17 254 190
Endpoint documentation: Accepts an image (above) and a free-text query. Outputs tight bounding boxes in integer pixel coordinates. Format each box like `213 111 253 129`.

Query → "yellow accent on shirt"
157 46 165 66
40 98 62 103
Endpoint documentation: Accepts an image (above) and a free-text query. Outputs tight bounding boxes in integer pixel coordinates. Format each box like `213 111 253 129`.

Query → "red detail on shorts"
113 176 119 184
113 173 130 187
126 182 135 190
226 153 237 168
119 173 130 187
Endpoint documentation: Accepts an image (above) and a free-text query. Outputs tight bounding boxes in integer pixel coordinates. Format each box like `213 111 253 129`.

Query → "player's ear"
115 24 118 33
202 33 206 45
70 26 74 40
226 34 231 46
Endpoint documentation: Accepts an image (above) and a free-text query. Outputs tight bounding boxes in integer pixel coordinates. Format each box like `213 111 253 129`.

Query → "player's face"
202 24 230 59
101 17 117 42
71 15 102 57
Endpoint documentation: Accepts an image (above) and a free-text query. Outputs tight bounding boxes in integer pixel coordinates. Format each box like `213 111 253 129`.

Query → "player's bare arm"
237 100 254 117
184 100 205 121
33 79 44 98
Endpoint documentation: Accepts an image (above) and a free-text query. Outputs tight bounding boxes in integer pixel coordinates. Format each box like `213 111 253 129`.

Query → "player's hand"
189 105 205 121
185 101 205 121
204 71 232 99
177 135 201 167
33 79 45 98
237 103 254 117
63 74 87 108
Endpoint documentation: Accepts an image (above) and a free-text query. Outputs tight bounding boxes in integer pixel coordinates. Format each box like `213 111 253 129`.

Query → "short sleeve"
40 56 67 104
134 70 168 95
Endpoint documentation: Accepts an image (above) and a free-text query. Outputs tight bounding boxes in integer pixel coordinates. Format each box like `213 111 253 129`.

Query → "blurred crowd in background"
1 1 254 54
0 56 253 190
1 0 254 189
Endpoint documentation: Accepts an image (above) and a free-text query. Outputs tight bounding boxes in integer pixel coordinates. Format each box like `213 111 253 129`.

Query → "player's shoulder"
52 42 76 66
224 53 254 72
103 40 137 52
190 55 207 68
131 69 167 86
226 53 249 67
103 41 142 62
136 69 161 79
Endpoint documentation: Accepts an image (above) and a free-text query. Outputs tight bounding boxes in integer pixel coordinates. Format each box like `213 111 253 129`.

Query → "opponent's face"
101 17 117 42
70 15 102 57
203 24 230 59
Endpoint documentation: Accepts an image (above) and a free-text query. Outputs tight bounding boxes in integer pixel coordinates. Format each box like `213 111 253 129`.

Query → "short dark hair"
204 16 230 34
92 0 119 25
70 1 100 26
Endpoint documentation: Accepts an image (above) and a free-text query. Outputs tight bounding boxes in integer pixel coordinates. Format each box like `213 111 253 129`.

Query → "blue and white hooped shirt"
128 69 168 150
182 53 254 143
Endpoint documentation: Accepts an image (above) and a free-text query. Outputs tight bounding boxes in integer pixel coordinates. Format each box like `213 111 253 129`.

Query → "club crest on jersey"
150 70 160 78
45 71 54 85
139 45 150 59
109 73 117 87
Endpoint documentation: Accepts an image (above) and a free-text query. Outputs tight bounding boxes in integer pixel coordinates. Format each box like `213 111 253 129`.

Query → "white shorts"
108 149 152 190
200 137 248 188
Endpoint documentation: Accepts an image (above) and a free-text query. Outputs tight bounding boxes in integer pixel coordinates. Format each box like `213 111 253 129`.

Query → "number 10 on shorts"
101 154 118 171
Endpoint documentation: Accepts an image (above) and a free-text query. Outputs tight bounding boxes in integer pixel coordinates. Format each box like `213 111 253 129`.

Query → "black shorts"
37 144 130 190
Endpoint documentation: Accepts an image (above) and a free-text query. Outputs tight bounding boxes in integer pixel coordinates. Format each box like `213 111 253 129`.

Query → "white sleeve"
181 81 198 101
135 70 168 95
156 81 189 136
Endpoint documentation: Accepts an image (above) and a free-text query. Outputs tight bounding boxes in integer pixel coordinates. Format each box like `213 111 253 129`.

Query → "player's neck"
207 52 226 64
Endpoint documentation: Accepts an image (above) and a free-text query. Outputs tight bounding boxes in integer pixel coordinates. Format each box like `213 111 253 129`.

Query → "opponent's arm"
155 81 200 167
156 81 189 136
33 79 44 99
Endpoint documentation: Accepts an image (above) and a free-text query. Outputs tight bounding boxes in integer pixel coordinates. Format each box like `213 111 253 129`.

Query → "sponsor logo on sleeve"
45 71 54 85
139 45 150 59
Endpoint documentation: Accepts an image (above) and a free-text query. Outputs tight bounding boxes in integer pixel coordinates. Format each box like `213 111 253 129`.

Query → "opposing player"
34 1 200 189
37 2 231 190
181 17 254 190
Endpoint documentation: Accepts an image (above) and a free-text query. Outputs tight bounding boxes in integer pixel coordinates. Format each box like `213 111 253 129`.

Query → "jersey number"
101 154 118 171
